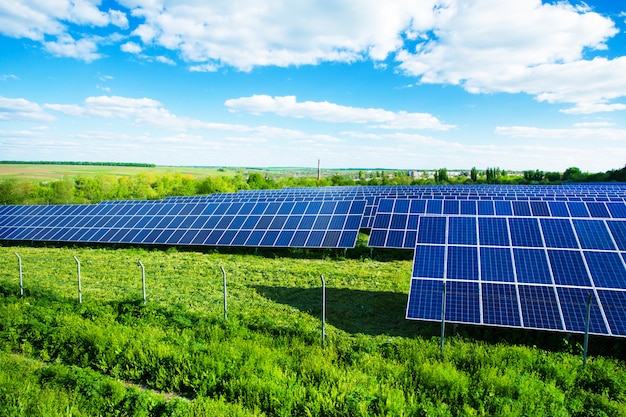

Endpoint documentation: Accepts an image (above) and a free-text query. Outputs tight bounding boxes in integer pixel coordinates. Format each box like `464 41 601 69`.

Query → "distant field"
0 163 357 182
0 164 248 182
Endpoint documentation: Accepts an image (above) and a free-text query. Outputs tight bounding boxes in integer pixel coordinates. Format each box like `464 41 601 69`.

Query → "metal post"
15 252 23 297
321 275 326 349
221 266 228 320
73 256 82 304
138 260 146 305
440 281 446 359
583 293 592 367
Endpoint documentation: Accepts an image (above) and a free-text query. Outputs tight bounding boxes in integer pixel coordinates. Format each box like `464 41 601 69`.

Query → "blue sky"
1 0 626 172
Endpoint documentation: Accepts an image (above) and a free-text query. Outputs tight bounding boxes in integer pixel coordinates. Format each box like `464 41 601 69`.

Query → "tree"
470 167 478 182
562 167 583 182
435 168 448 183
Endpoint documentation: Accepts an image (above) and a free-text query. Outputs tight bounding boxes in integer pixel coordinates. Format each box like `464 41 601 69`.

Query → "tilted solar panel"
407 214 626 337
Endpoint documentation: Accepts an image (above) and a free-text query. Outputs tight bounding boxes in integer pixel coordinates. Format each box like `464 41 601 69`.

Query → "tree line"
0 161 156 167
1 165 626 205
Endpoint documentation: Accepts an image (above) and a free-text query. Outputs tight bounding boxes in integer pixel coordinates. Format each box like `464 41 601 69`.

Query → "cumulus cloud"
43 34 101 62
0 96 55 122
43 95 305 135
119 0 440 70
121 41 142 54
0 0 128 58
495 125 626 141
225 95 454 130
396 0 623 113
2 0 626 113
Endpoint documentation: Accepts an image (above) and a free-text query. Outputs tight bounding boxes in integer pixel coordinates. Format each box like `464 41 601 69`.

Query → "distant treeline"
1 165 626 205
0 161 156 168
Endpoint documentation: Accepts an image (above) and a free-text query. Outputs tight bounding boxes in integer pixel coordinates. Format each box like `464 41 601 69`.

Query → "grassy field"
1 244 626 416
0 164 249 182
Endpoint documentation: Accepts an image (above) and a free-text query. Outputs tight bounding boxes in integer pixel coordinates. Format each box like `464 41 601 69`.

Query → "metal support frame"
583 293 592 367
138 260 146 305
321 274 326 349
73 256 82 304
15 252 23 297
440 281 446 359
221 266 228 320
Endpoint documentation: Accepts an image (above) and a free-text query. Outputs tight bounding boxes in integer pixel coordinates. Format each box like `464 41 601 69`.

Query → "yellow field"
0 164 247 182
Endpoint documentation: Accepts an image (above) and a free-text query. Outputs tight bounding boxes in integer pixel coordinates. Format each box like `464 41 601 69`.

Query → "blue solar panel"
556 288 608 334
548 250 592 286
584 251 626 288
540 218 578 248
494 201 513 216
513 248 552 284
573 220 615 250
482 283 521 326
446 246 478 280
530 201 550 216
445 281 481 323
512 201 532 216
413 245 445 278
480 247 514 282
417 217 446 244
587 202 610 218
518 285 563 330
597 290 626 336
509 217 543 247
478 217 509 246
448 217 477 245
607 221 626 250
407 279 443 321
607 203 626 218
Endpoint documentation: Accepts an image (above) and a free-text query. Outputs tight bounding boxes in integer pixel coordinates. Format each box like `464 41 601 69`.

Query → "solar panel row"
0 199 366 249
407 214 626 336
368 199 626 248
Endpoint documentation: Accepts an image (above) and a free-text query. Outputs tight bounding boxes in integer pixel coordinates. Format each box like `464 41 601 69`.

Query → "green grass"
1 245 626 416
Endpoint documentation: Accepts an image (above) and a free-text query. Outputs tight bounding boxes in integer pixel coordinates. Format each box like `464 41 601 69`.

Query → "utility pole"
317 159 321 182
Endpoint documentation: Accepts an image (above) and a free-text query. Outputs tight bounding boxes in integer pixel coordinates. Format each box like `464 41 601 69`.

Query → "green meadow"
1 245 625 416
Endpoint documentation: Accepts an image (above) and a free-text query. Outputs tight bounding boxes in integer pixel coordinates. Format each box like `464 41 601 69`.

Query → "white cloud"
0 1 128 60
2 0 626 114
573 121 615 128
225 95 454 130
67 0 111 26
43 34 101 62
155 55 176 65
121 41 142 54
109 9 129 29
0 1 128 37
0 96 55 122
43 95 306 136
0 74 19 81
495 125 626 141
120 0 440 70
396 0 622 113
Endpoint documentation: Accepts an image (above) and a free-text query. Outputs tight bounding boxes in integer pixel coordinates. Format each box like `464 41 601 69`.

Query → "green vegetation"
2 163 626 206
1 245 625 416
0 161 156 168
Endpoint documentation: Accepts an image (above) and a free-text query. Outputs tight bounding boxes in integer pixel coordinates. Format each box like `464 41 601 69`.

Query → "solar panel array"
0 199 366 248
3 183 626 337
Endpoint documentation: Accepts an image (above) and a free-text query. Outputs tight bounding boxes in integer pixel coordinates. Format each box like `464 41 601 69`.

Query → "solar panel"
407 213 626 337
